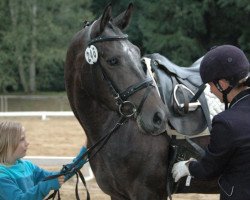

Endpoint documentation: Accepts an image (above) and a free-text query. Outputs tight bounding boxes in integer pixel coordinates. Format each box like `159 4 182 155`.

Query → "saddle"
143 53 211 136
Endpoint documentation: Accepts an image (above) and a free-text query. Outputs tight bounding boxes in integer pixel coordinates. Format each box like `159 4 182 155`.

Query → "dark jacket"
189 89 250 200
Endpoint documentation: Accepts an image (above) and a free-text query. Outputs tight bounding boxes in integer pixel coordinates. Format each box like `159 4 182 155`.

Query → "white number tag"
85 45 98 64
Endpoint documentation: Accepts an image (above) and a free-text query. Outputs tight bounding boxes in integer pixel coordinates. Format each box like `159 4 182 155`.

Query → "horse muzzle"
137 106 167 135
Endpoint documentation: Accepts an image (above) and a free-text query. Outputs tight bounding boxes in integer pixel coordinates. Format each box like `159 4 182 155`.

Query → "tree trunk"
29 0 37 93
8 0 28 92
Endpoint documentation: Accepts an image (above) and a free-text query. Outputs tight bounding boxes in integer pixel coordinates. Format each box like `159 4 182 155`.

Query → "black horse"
65 3 218 199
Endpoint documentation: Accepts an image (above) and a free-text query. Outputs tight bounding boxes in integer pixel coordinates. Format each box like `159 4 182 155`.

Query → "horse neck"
75 94 121 141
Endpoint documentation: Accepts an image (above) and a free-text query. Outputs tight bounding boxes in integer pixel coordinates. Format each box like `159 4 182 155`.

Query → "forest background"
0 0 250 93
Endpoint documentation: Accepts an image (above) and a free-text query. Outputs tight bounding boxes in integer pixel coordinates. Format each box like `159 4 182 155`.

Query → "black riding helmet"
200 45 250 109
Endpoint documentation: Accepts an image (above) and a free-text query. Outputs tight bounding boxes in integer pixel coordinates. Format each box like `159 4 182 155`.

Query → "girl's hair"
0 121 23 164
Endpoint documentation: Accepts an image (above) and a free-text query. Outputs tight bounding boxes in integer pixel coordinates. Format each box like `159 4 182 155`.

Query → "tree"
1 0 250 92
0 0 18 92
138 0 250 65
35 0 93 91
0 0 93 93
90 0 250 66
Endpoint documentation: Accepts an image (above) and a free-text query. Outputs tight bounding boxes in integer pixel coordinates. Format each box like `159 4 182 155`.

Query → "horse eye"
107 57 119 66
142 63 148 74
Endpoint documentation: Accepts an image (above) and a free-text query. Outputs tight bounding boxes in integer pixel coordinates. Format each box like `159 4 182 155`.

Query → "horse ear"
113 3 133 30
90 3 112 38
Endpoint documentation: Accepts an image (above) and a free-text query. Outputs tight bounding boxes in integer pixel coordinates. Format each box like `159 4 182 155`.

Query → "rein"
44 116 128 200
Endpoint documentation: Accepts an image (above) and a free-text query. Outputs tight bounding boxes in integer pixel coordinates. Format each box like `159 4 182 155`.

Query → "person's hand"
172 160 190 182
58 175 65 186
63 146 88 181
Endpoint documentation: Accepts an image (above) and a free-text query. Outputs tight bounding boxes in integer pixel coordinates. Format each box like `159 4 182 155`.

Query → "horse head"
65 3 167 135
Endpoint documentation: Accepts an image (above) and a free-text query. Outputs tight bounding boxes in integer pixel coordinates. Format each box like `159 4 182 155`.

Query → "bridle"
86 30 154 118
44 24 158 200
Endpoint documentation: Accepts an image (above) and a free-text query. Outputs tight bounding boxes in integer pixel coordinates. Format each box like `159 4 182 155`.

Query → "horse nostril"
153 112 163 126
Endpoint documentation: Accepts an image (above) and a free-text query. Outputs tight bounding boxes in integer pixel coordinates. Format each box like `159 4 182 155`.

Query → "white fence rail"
0 111 74 120
24 156 94 181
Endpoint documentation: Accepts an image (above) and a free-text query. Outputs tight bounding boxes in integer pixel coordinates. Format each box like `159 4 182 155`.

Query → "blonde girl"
0 121 87 200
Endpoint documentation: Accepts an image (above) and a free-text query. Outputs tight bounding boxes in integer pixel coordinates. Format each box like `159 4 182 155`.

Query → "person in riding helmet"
172 45 250 200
